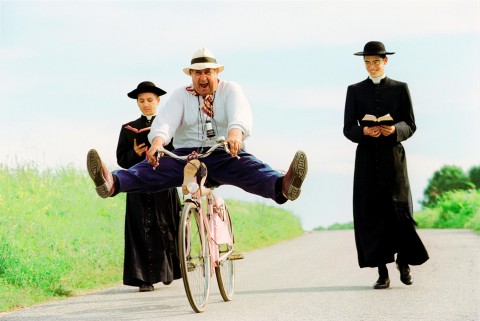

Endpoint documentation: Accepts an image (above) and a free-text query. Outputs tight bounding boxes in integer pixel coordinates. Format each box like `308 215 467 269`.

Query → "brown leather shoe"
282 151 308 201
87 149 114 198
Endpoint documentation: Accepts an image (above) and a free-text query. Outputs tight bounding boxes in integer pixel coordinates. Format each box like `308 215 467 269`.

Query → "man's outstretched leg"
87 149 115 198
205 149 308 203
87 148 185 196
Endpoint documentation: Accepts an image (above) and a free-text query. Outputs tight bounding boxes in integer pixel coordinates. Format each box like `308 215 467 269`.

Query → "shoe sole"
86 149 110 198
285 151 308 201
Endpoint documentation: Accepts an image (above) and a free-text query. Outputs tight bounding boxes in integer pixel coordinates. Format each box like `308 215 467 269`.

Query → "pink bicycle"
158 137 243 313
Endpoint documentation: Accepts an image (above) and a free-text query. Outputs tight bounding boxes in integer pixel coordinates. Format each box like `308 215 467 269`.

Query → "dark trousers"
113 148 287 204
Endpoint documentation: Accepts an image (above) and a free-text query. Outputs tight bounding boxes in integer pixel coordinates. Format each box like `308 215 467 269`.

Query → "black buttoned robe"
343 77 429 268
117 115 182 286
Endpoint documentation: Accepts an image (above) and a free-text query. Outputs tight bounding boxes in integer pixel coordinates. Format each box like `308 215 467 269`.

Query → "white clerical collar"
369 74 386 84
142 113 157 121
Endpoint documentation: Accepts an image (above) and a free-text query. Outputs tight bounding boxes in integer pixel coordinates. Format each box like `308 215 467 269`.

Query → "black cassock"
343 77 429 268
116 115 182 286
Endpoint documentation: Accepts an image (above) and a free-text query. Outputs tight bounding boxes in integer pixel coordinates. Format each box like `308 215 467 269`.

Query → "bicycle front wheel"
215 205 235 301
179 202 211 313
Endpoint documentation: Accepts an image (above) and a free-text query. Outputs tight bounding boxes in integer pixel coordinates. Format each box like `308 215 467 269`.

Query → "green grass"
313 221 354 231
228 199 304 253
415 189 480 231
0 164 303 312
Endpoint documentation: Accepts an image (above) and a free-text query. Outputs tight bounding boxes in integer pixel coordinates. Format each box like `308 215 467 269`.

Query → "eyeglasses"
364 59 384 66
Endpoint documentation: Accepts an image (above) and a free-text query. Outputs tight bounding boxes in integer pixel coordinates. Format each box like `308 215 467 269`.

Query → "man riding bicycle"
87 48 308 204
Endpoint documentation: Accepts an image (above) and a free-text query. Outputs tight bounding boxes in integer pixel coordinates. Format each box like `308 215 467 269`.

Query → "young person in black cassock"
116 81 182 292
343 42 429 289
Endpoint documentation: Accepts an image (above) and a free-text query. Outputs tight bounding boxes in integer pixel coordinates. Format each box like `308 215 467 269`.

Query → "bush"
416 189 480 231
468 166 480 189
414 208 440 228
422 165 474 208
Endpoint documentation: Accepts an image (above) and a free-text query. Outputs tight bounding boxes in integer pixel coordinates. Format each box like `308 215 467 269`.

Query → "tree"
468 166 480 189
422 165 474 208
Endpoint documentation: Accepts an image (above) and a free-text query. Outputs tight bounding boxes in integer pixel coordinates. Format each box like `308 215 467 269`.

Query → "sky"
1 0 479 230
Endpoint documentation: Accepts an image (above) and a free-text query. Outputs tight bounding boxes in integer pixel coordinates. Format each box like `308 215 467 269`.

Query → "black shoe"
139 283 154 292
397 263 413 285
373 275 390 289
162 281 172 286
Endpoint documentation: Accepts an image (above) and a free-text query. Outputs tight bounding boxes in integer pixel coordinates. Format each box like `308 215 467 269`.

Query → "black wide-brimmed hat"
354 41 395 56
127 81 167 99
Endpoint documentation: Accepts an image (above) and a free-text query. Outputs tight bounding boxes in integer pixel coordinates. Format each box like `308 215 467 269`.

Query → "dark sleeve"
394 83 416 142
343 85 365 144
116 127 144 169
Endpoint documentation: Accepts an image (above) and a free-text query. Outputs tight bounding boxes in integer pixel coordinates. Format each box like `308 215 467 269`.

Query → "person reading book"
343 41 429 290
116 81 182 292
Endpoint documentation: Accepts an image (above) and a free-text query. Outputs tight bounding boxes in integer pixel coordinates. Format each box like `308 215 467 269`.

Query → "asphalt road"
1 229 479 321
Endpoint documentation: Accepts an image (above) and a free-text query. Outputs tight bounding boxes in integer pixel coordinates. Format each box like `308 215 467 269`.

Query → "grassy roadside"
0 165 303 312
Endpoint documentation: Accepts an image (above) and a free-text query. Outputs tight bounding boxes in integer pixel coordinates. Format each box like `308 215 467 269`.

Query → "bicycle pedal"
228 253 245 260
187 262 196 272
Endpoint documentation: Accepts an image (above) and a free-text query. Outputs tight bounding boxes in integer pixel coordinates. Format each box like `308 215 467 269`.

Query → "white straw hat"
183 48 224 75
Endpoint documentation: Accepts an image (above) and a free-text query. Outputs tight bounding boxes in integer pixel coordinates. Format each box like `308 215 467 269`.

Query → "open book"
361 113 394 127
123 125 151 143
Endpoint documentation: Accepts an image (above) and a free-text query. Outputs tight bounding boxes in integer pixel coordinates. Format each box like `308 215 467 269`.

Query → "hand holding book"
362 114 396 137
134 139 148 157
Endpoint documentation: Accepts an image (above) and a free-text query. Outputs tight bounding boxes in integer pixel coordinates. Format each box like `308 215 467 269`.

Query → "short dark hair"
363 54 386 60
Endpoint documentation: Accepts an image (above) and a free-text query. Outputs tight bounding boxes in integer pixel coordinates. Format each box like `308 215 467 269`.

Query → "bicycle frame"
184 176 233 276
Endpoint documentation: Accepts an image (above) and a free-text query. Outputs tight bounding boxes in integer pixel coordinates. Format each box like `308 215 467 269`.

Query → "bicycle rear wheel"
179 202 211 313
215 205 235 301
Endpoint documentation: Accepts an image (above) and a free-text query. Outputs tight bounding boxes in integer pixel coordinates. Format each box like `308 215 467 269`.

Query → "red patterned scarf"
186 86 214 117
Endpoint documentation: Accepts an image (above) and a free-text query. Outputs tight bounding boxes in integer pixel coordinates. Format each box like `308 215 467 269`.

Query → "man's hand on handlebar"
147 137 165 167
226 128 243 158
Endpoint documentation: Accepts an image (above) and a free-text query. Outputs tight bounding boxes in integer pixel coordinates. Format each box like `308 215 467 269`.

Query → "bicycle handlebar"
157 136 232 161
